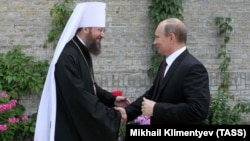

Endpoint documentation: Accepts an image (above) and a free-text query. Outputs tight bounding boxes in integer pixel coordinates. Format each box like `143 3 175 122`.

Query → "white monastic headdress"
34 2 106 141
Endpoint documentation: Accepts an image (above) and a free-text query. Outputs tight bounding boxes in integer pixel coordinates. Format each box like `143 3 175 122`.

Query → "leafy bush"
0 45 48 140
44 0 73 49
205 17 250 125
0 91 36 141
0 45 49 98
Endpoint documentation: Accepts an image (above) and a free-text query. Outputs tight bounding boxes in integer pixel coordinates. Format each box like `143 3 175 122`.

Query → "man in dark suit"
116 18 210 125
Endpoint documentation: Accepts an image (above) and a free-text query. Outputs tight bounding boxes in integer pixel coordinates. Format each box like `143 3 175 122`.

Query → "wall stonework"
0 0 250 123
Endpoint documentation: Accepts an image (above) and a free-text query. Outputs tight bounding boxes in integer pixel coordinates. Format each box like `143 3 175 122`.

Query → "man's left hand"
141 97 155 116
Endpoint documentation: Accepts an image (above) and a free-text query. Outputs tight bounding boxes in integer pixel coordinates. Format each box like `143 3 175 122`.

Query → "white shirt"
164 46 187 76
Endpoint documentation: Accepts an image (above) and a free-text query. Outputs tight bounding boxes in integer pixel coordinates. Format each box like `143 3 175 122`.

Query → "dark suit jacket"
125 49 210 124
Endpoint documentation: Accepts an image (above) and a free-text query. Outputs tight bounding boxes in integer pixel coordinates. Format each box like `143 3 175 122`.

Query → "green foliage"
0 45 48 140
147 0 184 78
0 91 36 141
19 113 37 140
0 45 49 98
118 124 126 141
207 90 241 125
44 0 73 49
205 17 250 125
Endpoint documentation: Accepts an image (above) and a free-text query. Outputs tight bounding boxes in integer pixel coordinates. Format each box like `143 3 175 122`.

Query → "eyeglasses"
97 28 105 33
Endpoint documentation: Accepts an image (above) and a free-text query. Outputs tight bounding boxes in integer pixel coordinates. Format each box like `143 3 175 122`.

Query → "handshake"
111 90 130 124
112 90 155 125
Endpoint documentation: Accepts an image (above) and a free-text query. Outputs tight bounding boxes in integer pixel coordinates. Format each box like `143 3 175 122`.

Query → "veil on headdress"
34 2 106 141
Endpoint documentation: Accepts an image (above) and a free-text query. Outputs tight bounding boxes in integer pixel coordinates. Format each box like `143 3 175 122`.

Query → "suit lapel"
154 50 189 101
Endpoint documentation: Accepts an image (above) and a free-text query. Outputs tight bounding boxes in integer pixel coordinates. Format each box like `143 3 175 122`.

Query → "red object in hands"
111 90 123 96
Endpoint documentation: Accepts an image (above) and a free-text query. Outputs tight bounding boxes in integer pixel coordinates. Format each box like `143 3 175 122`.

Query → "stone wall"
0 0 250 123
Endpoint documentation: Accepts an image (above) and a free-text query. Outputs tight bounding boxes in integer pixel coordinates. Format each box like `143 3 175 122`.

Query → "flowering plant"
0 91 32 141
133 115 150 125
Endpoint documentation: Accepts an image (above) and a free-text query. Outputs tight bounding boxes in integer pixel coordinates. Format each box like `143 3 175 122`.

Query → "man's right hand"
114 107 127 124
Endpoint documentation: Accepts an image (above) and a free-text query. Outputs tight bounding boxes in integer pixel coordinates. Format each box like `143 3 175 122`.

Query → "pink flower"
0 103 12 112
111 90 123 96
9 99 17 107
8 117 19 124
22 115 29 121
0 92 8 98
0 124 7 131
